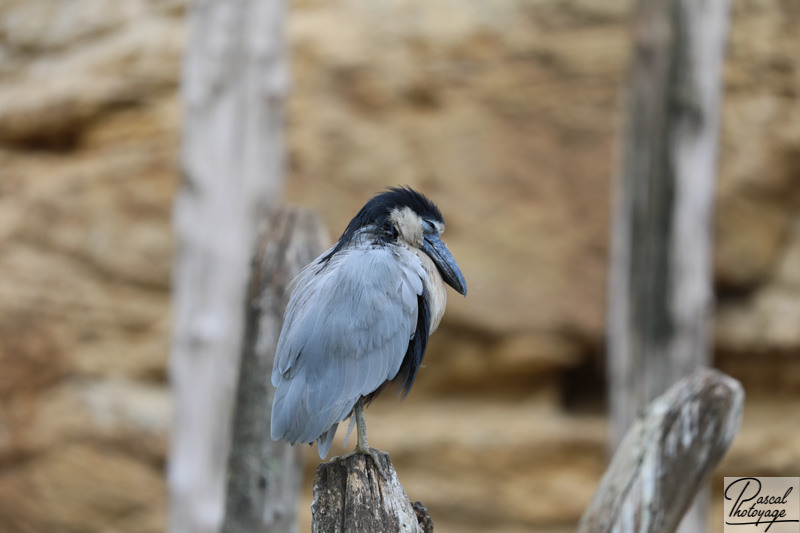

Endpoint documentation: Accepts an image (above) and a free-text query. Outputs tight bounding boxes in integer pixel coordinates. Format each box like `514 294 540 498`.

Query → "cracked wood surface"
579 368 743 533
312 452 430 533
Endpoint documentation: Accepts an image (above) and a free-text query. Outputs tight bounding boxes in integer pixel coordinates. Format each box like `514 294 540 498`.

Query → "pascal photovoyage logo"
724 477 800 533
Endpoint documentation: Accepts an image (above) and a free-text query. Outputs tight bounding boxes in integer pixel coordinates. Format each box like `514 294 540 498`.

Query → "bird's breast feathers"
412 248 447 333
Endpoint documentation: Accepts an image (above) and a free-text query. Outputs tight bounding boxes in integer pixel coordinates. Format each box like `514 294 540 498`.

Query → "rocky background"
0 0 798 532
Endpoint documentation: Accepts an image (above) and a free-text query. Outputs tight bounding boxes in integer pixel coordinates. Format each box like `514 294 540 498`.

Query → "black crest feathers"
321 186 443 262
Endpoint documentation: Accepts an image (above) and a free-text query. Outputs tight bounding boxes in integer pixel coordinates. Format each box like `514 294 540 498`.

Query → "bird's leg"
353 397 371 453
331 398 389 480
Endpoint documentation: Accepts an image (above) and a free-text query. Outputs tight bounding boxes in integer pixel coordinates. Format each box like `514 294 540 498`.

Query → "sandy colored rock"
0 443 165 533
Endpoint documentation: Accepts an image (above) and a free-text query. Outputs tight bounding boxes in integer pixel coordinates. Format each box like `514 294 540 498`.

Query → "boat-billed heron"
270 186 467 469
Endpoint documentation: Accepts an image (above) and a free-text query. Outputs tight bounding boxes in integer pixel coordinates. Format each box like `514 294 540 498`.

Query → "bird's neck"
413 249 447 334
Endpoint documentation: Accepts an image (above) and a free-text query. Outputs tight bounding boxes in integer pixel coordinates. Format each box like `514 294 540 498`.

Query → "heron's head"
338 186 467 296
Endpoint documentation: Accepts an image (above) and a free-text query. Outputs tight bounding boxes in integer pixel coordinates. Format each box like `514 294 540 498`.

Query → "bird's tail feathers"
316 423 339 459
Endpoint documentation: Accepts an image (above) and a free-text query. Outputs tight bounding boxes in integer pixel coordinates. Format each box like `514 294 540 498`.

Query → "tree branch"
579 368 744 533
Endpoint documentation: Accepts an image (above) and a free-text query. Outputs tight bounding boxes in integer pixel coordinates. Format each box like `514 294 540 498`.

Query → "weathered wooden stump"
312 452 432 533
578 367 744 533
223 206 329 533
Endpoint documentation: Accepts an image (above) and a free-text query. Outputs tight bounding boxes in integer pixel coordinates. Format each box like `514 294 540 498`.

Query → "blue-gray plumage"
270 187 467 463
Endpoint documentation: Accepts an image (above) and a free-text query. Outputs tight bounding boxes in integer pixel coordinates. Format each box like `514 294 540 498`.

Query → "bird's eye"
422 220 436 235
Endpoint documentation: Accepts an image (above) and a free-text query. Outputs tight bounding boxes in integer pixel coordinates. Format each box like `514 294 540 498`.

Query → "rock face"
0 0 798 532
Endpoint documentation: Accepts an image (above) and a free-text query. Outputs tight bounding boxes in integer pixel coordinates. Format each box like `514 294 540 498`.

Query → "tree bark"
312 453 432 533
579 368 744 533
223 207 329 533
606 0 730 530
168 1 289 532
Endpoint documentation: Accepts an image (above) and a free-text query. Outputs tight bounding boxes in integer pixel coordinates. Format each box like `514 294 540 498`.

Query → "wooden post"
579 368 744 533
606 0 730 530
312 453 433 533
223 207 329 533
168 0 289 532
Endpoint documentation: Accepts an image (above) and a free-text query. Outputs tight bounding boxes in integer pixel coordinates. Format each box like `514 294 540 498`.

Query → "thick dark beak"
422 234 467 296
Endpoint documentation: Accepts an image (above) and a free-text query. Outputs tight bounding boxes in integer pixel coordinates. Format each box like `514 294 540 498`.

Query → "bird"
270 186 467 471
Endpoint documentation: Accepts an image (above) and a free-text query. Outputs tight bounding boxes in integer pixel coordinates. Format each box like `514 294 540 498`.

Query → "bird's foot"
331 446 390 480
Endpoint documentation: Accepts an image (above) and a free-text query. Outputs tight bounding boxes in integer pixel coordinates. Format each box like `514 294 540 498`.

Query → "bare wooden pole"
312 453 433 533
608 0 731 445
607 0 730 530
223 207 329 533
579 368 744 533
169 1 289 532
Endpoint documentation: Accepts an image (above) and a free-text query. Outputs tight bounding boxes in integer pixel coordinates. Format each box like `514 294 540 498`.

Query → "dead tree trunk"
606 0 731 531
312 453 433 533
223 207 329 533
169 1 289 532
579 368 744 533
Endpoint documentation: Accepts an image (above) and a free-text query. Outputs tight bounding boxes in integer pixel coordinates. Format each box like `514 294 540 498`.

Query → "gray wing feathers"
270 245 425 458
